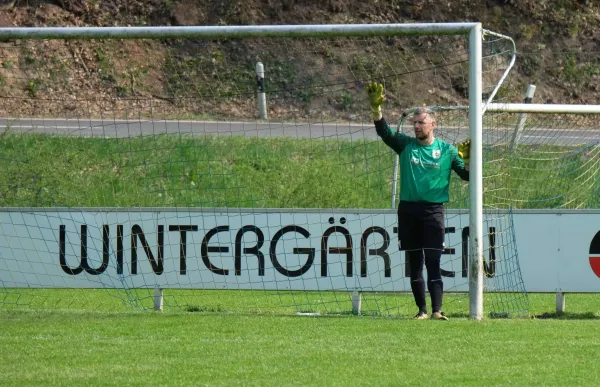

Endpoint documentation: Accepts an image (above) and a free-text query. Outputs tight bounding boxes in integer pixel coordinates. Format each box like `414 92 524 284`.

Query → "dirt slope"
1 0 599 119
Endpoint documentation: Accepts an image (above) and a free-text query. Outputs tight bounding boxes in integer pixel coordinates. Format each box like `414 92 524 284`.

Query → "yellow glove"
367 82 384 120
457 139 470 166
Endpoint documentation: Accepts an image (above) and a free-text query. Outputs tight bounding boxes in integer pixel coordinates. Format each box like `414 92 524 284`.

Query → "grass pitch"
1 292 599 386
0 292 599 386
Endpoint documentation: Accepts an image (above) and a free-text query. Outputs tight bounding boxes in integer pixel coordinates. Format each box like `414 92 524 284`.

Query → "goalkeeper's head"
411 107 436 143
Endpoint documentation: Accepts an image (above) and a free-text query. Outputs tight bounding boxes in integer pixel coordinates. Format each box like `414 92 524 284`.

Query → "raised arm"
374 117 413 153
368 82 413 153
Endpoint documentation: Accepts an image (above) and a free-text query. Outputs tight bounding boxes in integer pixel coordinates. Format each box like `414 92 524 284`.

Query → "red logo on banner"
590 231 600 278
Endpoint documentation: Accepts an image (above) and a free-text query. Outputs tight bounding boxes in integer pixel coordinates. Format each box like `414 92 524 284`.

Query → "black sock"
411 279 427 313
428 279 443 313
425 249 444 313
407 250 427 313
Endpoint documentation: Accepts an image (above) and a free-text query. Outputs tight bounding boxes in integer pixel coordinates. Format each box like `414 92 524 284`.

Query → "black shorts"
397 201 445 251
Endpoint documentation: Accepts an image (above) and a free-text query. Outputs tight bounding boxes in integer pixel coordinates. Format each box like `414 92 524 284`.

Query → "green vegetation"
95 46 116 83
0 134 394 209
163 45 255 99
0 292 598 386
0 133 597 210
518 54 543 77
0 288 522 317
161 44 324 110
1 58 13 70
25 78 43 97
563 54 600 90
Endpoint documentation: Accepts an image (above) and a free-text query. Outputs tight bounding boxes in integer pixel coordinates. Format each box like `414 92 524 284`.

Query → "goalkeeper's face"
412 113 435 141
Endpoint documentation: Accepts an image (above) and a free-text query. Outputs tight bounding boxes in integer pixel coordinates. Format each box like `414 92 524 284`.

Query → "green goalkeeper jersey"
375 118 468 203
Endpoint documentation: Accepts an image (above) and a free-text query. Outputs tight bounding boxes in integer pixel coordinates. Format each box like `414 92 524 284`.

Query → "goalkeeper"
368 82 470 321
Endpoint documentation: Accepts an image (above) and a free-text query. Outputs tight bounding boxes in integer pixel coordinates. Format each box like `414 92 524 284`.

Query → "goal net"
484 104 600 210
0 24 530 317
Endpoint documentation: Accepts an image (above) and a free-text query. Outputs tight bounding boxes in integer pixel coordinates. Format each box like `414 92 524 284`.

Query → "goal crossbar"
0 23 480 40
487 103 600 114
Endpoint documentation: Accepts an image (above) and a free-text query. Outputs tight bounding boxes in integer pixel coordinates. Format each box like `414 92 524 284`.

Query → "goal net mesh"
0 29 535 317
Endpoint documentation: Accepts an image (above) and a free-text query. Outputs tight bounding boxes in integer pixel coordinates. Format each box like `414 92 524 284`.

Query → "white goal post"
0 23 499 319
